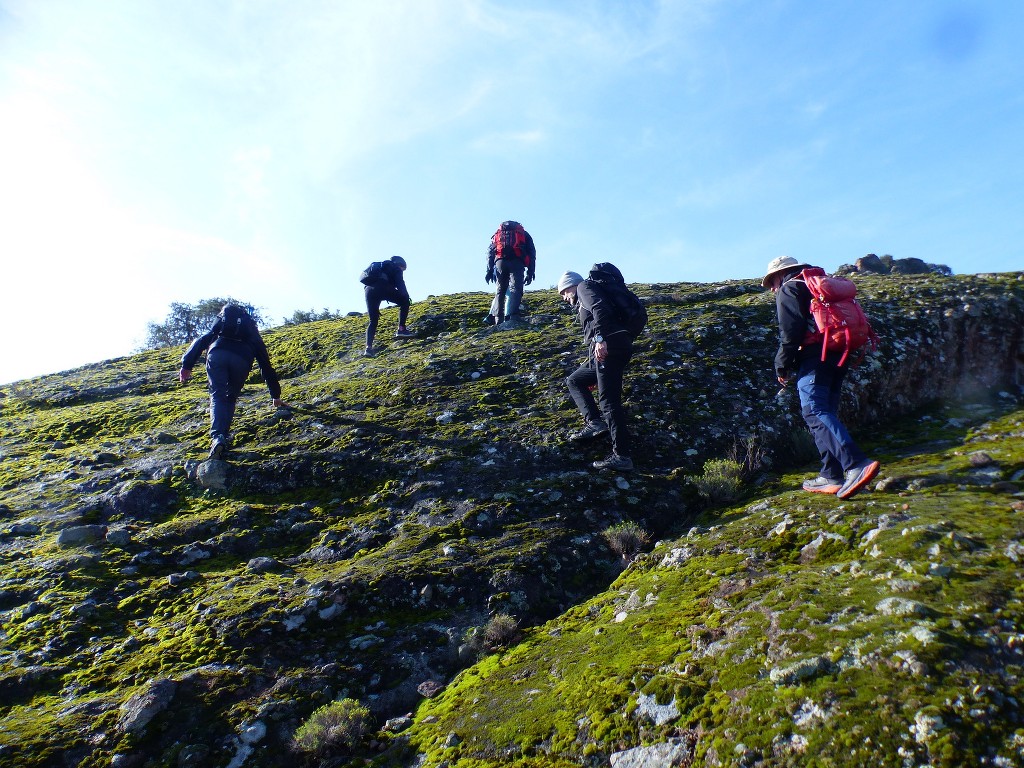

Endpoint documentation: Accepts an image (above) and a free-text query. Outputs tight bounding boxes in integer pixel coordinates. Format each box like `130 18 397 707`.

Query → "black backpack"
359 261 388 286
218 304 250 341
587 262 647 338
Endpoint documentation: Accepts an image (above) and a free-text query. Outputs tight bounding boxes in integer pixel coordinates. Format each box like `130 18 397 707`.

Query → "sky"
1 0 1021 384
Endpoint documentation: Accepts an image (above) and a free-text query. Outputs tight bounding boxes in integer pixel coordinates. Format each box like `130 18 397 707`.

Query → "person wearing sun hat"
763 255 880 499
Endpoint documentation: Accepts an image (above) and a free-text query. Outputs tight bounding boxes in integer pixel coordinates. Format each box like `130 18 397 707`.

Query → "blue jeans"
797 355 867 481
207 348 253 440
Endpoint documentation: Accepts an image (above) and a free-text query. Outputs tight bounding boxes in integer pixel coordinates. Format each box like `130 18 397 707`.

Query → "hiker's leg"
365 286 383 347
207 349 246 440
596 338 633 456
797 357 865 477
566 363 602 423
396 293 411 328
494 263 512 322
506 261 525 318
486 293 501 324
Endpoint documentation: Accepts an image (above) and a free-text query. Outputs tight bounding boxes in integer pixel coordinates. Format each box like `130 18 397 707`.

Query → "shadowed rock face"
0 272 1022 767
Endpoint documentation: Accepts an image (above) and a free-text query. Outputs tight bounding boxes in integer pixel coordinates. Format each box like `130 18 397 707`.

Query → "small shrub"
602 522 651 563
480 613 520 651
728 434 770 476
291 698 371 758
692 458 744 503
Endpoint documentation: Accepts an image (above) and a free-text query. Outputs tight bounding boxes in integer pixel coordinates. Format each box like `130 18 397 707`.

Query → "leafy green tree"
281 307 344 326
142 297 264 349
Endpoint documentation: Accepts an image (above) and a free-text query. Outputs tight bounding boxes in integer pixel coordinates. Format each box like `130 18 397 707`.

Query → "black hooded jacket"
575 280 629 345
367 260 410 302
181 311 281 399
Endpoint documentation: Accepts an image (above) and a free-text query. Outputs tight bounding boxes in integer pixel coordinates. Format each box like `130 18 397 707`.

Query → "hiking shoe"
802 476 843 494
593 453 633 471
836 460 880 500
394 328 415 338
570 420 610 441
209 438 228 460
363 346 377 357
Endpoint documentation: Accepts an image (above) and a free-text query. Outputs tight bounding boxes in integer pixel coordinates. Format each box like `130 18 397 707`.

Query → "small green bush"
292 697 371 758
692 458 744 503
602 522 651 562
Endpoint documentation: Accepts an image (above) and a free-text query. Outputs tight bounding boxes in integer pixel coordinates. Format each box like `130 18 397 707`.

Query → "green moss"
2 274 1024 766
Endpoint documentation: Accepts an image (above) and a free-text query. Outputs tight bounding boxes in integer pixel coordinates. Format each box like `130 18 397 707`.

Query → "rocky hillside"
0 271 1022 768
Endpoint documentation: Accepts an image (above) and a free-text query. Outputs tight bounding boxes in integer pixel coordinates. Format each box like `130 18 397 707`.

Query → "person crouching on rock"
558 270 634 472
179 303 283 460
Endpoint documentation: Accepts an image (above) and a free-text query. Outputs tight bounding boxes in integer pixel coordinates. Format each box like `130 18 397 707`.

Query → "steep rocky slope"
0 272 1022 767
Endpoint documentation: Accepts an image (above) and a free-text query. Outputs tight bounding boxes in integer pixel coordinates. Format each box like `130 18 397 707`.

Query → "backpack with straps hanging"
799 268 878 366
492 221 531 267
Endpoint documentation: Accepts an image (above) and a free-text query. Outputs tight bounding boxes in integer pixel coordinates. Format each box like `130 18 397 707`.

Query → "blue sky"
1 0 1021 384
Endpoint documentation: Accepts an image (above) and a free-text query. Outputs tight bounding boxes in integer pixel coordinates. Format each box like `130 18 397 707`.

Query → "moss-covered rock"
0 272 1022 767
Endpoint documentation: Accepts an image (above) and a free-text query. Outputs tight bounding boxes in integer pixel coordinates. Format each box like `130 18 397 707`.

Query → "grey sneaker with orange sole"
802 476 843 494
836 460 880 500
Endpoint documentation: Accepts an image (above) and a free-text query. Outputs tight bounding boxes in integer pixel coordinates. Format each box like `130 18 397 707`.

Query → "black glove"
525 273 535 286
485 270 496 284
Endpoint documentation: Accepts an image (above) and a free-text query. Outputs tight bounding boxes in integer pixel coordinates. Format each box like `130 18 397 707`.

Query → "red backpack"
800 268 878 366
492 221 531 267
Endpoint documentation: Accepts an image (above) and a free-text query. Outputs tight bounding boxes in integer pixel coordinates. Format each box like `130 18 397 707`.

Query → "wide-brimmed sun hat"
761 255 809 287
557 271 584 293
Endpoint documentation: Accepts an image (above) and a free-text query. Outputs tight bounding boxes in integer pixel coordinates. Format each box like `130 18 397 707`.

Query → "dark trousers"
365 284 410 346
494 258 525 321
206 348 253 440
797 354 867 480
566 336 633 456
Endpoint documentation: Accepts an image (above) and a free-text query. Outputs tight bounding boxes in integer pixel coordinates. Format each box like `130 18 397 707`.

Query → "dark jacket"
575 280 630 346
774 269 822 378
367 260 410 301
487 224 537 279
181 313 281 398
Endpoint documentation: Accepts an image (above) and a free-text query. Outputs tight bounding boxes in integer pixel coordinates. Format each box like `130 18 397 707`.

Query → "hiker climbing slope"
179 303 283 460
559 265 646 472
486 221 536 325
763 255 879 499
360 255 414 356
